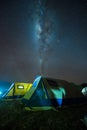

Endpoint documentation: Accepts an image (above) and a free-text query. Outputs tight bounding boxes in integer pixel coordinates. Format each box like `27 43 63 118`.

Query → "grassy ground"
0 100 87 130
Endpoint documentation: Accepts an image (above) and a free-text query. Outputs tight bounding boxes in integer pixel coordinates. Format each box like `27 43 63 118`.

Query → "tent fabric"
2 82 32 99
22 76 87 111
0 81 12 98
82 87 87 96
22 77 53 110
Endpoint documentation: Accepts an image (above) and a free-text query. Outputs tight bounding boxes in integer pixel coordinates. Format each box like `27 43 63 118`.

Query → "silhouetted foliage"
81 83 87 88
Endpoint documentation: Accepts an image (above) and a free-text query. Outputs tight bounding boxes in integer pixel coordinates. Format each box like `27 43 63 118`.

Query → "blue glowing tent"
0 81 12 98
22 76 87 111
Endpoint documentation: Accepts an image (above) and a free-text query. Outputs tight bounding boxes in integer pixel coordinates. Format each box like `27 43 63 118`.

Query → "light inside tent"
17 85 24 89
51 87 66 106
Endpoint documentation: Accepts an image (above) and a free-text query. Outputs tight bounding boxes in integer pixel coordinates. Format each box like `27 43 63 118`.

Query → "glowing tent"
0 82 12 98
1 82 32 99
80 83 87 96
22 76 87 111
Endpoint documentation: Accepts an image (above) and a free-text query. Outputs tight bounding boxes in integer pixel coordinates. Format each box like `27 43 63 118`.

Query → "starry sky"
0 0 87 84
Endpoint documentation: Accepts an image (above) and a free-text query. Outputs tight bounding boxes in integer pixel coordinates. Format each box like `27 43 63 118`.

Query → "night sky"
0 0 87 84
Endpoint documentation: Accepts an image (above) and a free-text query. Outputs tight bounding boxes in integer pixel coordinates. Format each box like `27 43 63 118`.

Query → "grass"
0 100 87 130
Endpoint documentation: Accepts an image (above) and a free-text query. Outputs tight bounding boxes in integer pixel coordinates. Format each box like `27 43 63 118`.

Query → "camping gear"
1 82 32 99
0 82 12 98
22 76 87 111
81 87 87 96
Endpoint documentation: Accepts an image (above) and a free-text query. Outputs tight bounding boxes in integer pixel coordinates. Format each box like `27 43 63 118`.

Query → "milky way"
34 0 57 75
0 0 87 84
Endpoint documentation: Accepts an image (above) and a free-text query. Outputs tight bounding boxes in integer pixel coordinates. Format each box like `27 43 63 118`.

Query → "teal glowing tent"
22 76 87 111
0 81 12 98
